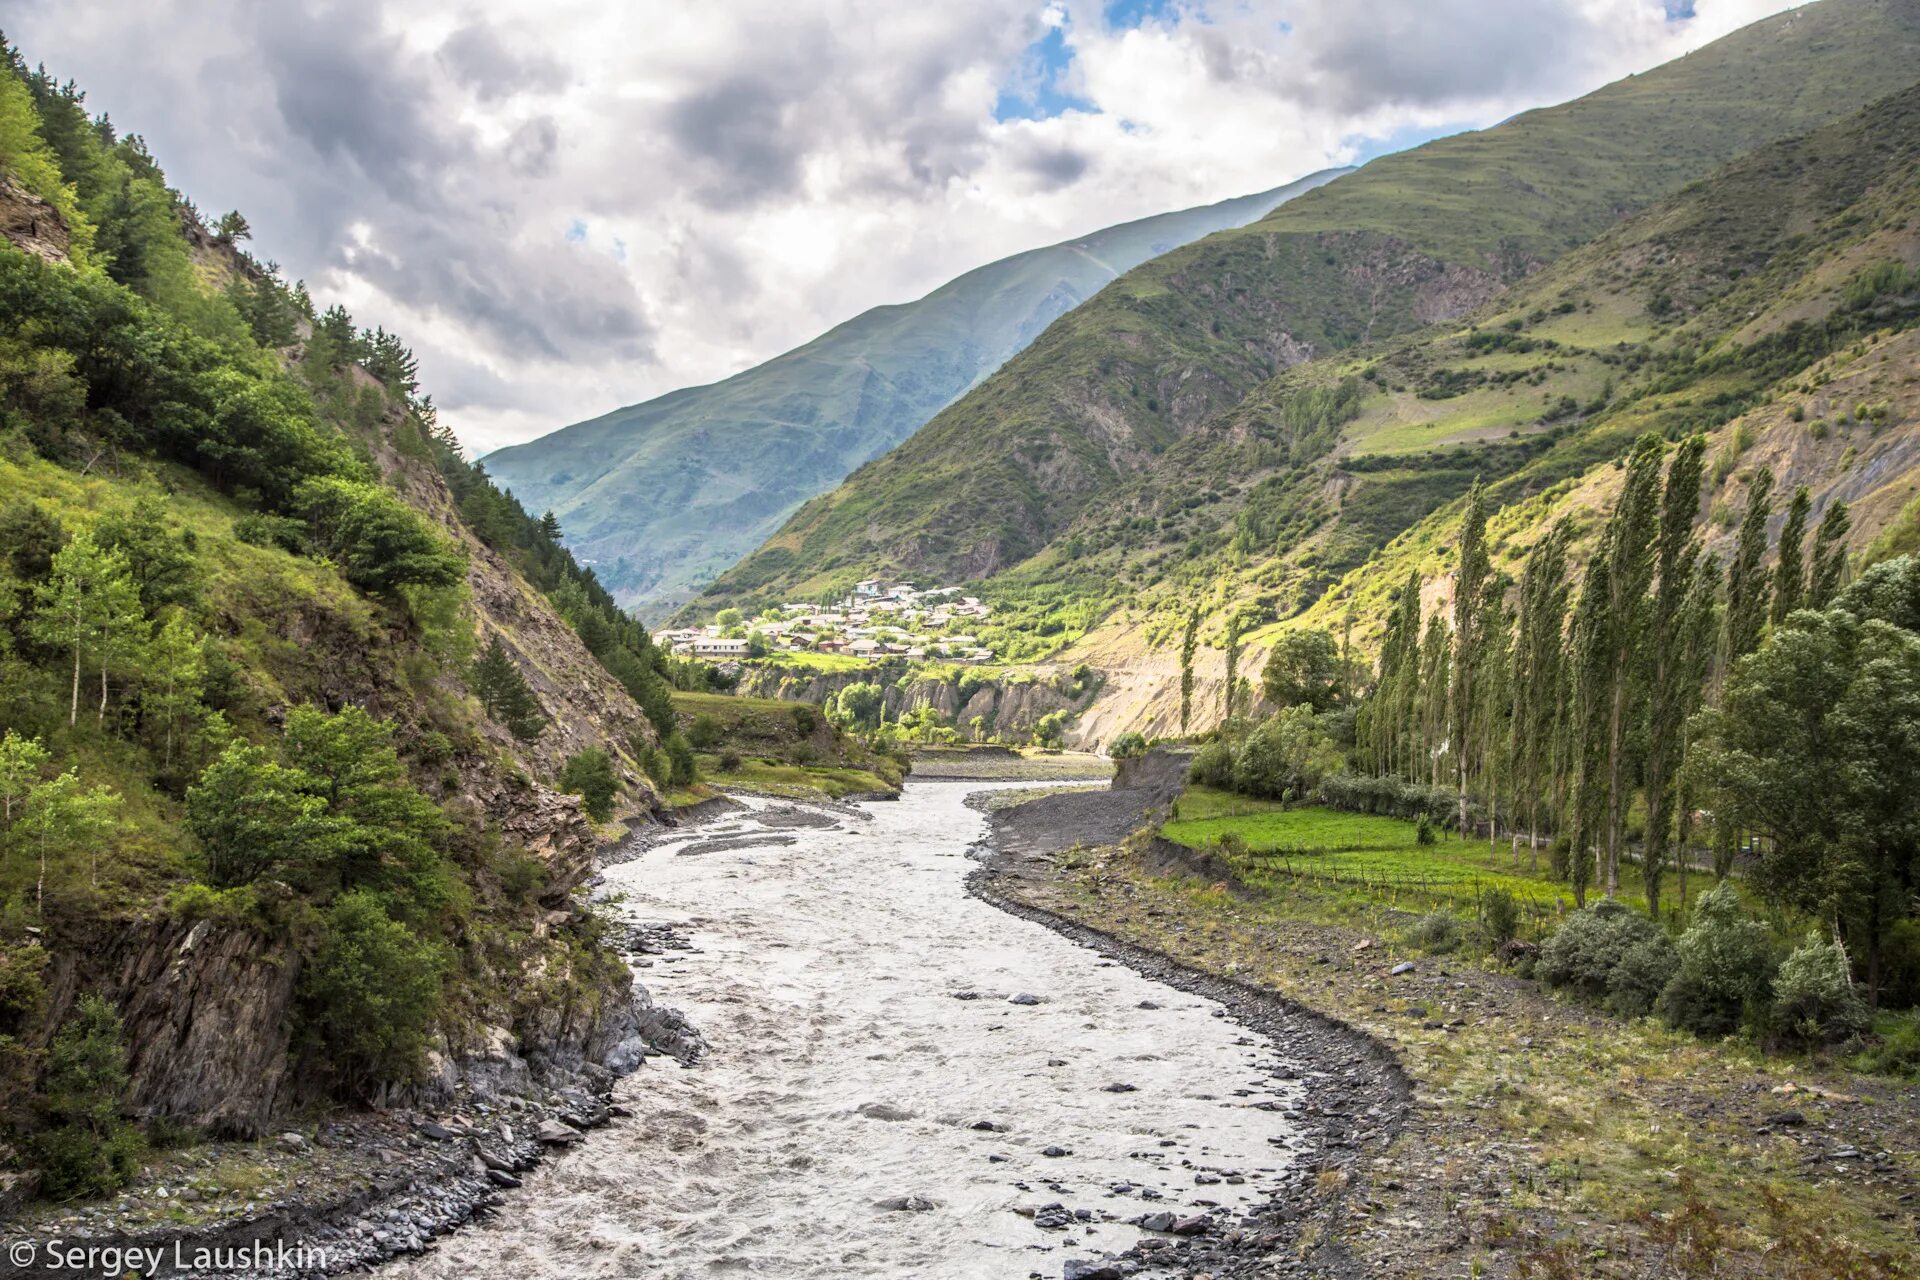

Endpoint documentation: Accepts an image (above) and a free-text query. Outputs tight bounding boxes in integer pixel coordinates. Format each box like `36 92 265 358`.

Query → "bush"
1231 705 1341 800
1656 882 1777 1037
1406 911 1463 954
1770 930 1869 1046
300 891 449 1094
558 747 618 822
1188 740 1234 789
1852 1013 1920 1078
1479 888 1520 947
232 511 306 553
1538 899 1667 1002
717 748 743 772
1109 731 1148 760
687 714 722 750
1414 814 1437 846
1607 935 1679 1018
665 732 697 787
790 705 818 736
28 995 144 1199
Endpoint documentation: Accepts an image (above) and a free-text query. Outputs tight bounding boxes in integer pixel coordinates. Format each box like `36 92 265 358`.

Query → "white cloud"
8 0 1802 453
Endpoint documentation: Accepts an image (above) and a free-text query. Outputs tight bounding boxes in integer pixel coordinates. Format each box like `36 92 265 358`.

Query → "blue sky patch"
993 19 1093 122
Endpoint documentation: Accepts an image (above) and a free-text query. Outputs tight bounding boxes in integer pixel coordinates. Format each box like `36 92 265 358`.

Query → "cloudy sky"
13 0 1801 454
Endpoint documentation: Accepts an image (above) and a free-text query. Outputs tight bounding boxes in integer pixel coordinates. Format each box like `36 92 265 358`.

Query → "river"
394 781 1309 1279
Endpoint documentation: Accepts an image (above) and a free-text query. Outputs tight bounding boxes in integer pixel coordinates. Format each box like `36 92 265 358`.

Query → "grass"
669 689 904 799
695 756 893 800
746 650 873 673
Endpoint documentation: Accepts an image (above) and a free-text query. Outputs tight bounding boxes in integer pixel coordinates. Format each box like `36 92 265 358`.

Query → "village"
657 578 997 665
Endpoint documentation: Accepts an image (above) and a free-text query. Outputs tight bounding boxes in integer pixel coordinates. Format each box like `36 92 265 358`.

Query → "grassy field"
669 690 904 801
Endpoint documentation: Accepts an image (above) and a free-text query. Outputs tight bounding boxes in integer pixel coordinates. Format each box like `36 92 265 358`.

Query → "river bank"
974 766 1920 1276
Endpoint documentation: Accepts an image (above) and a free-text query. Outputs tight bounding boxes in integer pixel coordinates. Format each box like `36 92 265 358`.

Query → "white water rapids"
396 781 1309 1279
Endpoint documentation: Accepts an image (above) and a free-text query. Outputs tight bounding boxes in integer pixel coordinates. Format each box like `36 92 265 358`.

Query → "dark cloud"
437 21 567 101
663 77 806 210
1020 144 1091 188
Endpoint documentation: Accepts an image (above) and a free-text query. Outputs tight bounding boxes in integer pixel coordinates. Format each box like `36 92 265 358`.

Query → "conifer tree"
1807 499 1851 609
1450 481 1491 835
470 636 545 742
1770 485 1812 624
1641 436 1707 914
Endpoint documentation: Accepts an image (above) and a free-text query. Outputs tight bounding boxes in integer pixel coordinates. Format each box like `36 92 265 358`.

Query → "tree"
1178 608 1201 733
141 610 205 772
1807 499 1851 610
1232 705 1342 800
559 748 619 822
1598 434 1666 895
1720 467 1775 681
1261 629 1343 713
291 476 465 596
1687 603 1920 1003
538 510 562 542
1450 480 1492 837
0 729 49 824
715 607 744 635
301 890 448 1095
17 771 121 911
1770 485 1812 625
214 209 251 244
185 742 331 889
1507 523 1571 867
29 532 144 727
27 994 142 1198
1221 611 1246 722
470 636 545 741
1566 541 1614 907
1640 435 1707 914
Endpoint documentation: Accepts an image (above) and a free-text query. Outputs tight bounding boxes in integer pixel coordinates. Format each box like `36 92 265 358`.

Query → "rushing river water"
397 781 1308 1279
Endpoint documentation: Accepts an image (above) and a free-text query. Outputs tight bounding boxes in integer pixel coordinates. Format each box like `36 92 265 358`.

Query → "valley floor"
980 788 1920 1278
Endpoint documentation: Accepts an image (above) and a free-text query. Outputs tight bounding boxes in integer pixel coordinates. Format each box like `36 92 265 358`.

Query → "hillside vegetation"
485 169 1343 620
695 0 1920 614
0 43 698 1205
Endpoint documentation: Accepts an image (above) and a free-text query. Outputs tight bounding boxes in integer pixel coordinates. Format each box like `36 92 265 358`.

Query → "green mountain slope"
696 0 1920 613
484 170 1345 620
1055 77 1920 740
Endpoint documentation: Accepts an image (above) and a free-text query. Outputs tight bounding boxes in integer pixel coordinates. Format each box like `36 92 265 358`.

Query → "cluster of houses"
658 579 996 665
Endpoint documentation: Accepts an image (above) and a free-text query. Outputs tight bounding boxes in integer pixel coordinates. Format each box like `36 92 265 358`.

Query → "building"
691 637 750 659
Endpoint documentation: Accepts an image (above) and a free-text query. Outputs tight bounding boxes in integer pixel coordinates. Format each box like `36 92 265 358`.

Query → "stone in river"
874 1195 937 1212
485 1169 522 1189
1101 1082 1138 1093
1063 1259 1124 1280
1009 993 1042 1005
1138 1211 1177 1232
858 1102 913 1122
536 1119 583 1145
1042 1145 1072 1157
418 1122 455 1142
1170 1214 1211 1236
971 1119 1010 1132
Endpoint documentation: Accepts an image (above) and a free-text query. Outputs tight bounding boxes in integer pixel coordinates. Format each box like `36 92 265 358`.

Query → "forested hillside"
485 169 1344 621
695 0 1920 613
0 44 697 1207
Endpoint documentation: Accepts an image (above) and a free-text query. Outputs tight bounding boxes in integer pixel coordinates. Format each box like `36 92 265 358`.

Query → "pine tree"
1807 499 1851 609
1450 481 1491 836
1178 608 1201 734
470 636 545 742
1640 436 1707 915
1770 485 1812 624
538 510 562 543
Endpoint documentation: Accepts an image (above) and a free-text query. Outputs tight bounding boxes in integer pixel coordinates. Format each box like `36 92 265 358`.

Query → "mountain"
482 170 1346 619
694 0 1920 616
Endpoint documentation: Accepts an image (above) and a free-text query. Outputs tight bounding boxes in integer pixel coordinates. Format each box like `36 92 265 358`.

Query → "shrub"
665 732 697 786
1770 930 1869 1046
1852 1013 1920 1078
1214 830 1247 859
717 748 743 772
1414 814 1437 846
1479 888 1520 947
687 714 722 750
1656 882 1776 1037
1607 935 1679 1018
300 891 449 1094
1538 899 1667 1002
28 995 144 1199
232 512 306 553
1109 731 1148 760
1188 740 1234 789
790 705 818 736
1406 911 1463 954
1231 706 1341 800
558 747 618 822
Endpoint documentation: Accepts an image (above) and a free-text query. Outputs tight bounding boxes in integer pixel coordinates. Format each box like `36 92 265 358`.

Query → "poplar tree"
1567 539 1614 907
1600 434 1667 895
1720 467 1775 682
1450 481 1491 836
1507 522 1571 868
1419 614 1451 788
1770 485 1812 624
1474 572 1513 850
1807 499 1851 609
1221 611 1245 723
1640 436 1706 914
1179 608 1201 734
29 533 144 728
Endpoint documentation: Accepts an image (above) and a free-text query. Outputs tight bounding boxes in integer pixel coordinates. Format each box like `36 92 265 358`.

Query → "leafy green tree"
214 209 251 244
559 747 619 821
1507 523 1570 866
185 742 331 889
141 610 205 772
300 890 448 1095
1807 499 1851 610
1109 731 1148 760
29 531 144 726
470 636 545 741
15 770 120 912
94 497 197 612
1688 602 1920 1002
1261 629 1343 713
830 682 884 731
291 476 465 596
1640 436 1707 913
1178 608 1201 733
1450 479 1492 836
0 728 49 824
715 607 744 634
1720 466 1775 680
664 732 697 786
1595 434 1666 895
1232 706 1342 800
1770 485 1812 624
1566 540 1614 906
1221 611 1246 722
27 994 143 1199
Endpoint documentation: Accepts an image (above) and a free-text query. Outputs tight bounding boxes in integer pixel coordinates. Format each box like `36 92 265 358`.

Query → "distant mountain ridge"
482 169 1347 620
691 0 1920 615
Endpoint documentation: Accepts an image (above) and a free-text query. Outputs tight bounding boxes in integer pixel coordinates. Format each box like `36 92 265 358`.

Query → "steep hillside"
1063 77 1920 739
484 170 1344 620
697 0 1920 612
0 47 698 1218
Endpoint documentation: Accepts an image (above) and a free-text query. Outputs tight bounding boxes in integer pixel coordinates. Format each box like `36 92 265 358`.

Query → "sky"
10 0 1803 454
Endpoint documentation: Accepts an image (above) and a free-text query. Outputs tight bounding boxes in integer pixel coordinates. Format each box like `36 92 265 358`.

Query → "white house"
692 637 750 658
